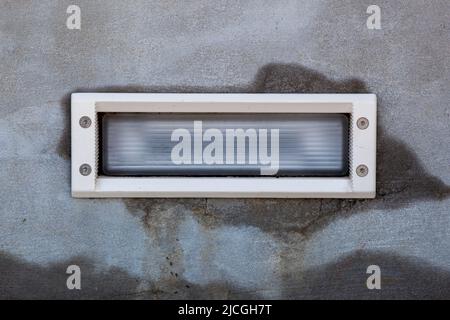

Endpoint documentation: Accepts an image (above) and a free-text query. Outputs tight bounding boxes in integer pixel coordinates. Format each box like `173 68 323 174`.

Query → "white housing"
71 93 376 198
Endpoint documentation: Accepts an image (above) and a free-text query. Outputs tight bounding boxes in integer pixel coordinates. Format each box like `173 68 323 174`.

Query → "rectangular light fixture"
71 93 376 198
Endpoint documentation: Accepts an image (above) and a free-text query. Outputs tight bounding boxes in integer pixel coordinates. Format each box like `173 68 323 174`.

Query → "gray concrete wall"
0 0 449 299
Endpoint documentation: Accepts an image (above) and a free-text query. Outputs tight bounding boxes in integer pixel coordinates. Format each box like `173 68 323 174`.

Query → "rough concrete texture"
0 0 449 299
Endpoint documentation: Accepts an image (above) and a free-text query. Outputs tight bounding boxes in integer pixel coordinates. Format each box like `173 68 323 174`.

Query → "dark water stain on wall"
0 251 139 299
54 64 449 298
252 63 368 93
281 250 450 299
0 251 255 299
2 248 450 299
57 64 450 236
58 63 449 238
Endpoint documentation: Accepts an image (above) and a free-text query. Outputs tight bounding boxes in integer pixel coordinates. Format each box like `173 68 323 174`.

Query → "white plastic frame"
71 93 376 198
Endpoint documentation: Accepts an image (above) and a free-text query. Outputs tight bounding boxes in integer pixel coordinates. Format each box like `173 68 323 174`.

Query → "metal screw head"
357 117 369 130
356 165 369 177
79 116 92 128
79 164 92 176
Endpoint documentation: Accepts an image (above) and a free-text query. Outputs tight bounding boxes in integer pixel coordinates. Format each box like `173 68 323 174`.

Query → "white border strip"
71 93 376 198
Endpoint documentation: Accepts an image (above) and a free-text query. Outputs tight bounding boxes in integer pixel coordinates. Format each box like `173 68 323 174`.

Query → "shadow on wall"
2 249 450 299
58 63 449 239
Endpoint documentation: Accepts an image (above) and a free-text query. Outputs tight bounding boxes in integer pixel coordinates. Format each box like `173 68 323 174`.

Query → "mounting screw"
79 164 92 176
356 165 369 177
357 117 369 130
79 116 92 128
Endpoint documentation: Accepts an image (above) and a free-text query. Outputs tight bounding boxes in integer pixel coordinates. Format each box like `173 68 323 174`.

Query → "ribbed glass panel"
101 113 349 177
